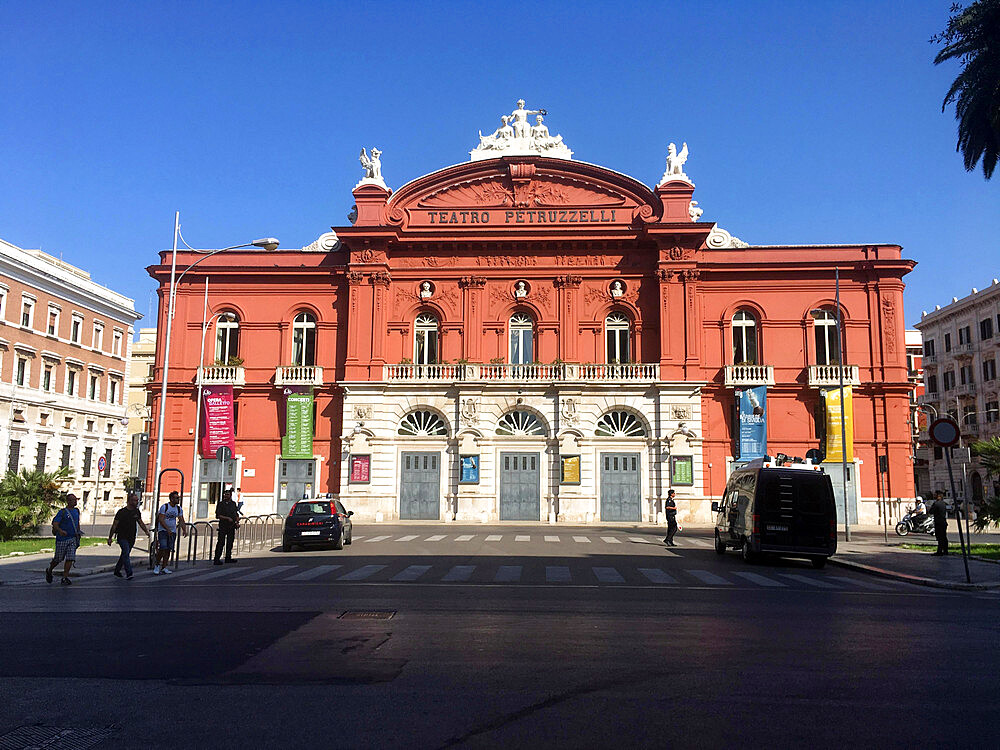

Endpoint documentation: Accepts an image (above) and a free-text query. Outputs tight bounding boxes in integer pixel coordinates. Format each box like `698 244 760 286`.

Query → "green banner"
281 388 314 458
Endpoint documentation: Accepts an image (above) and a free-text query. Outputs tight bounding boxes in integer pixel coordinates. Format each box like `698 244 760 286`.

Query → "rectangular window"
112 330 123 357
944 333 952 352
981 318 994 341
47 306 60 336
943 370 956 390
960 364 974 386
88 374 99 400
103 448 112 478
70 314 83 344
986 401 999 424
92 323 104 351
60 445 71 470
7 440 20 472
108 379 119 404
83 447 93 477
15 357 28 386
962 405 977 426
42 365 53 392
959 326 971 345
0 287 6 320
923 339 935 357
20 298 34 328
927 374 938 393
35 443 47 472
984 359 997 382
66 369 78 397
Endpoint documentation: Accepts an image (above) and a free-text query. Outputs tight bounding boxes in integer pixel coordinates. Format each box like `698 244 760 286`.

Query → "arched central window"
596 410 647 437
606 312 630 364
292 312 316 366
813 308 841 365
732 310 758 365
398 410 447 436
215 312 240 364
509 313 534 364
414 313 439 365
497 410 546 436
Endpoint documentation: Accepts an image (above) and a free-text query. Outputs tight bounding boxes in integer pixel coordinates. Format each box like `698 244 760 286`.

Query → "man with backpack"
45 493 82 585
154 491 187 575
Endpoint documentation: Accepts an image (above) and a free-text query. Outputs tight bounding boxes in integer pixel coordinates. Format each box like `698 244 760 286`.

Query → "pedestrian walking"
45 493 81 585
213 488 240 565
107 492 149 579
663 489 678 546
931 491 949 556
154 491 187 575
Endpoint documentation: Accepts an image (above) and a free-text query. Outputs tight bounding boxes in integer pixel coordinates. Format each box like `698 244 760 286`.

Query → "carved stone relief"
354 405 373 421
671 405 692 420
460 398 479 426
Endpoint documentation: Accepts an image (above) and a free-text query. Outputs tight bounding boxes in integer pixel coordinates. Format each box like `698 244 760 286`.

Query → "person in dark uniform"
931 491 949 556
213 489 240 565
663 490 678 547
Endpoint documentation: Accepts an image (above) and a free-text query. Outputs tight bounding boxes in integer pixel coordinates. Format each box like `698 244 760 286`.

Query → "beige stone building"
125 328 156 488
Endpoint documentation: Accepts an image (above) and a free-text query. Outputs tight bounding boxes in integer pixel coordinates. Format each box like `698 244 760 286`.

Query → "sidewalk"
0 544 138 586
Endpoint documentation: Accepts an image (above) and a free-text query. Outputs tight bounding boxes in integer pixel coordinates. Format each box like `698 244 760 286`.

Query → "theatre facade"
147 104 916 525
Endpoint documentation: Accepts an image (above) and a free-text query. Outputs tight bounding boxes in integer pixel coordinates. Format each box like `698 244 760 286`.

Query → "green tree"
0 468 72 541
970 436 1000 529
932 1 1000 179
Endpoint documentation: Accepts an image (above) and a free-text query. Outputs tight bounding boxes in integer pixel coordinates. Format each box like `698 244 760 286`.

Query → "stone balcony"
382 362 660 383
922 352 937 365
917 392 940 405
807 364 860 388
723 364 775 387
275 365 324 387
197 365 245 387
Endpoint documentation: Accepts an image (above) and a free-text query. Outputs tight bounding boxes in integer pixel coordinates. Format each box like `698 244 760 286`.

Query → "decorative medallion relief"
354 405 373 421
460 398 480 427
671 405 692 420
560 397 579 426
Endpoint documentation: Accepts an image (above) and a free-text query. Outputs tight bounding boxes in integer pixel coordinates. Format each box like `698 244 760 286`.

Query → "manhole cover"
0 726 116 750
339 610 395 620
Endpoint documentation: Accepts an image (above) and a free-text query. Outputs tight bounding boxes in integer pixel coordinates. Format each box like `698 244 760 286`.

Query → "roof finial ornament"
357 147 388 189
471 99 573 161
658 142 691 186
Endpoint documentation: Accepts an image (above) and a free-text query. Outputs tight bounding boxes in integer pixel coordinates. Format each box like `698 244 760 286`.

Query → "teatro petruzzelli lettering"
425 208 620 225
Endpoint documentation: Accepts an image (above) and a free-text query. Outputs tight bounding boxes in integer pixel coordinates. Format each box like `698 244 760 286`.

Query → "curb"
0 562 120 586
828 556 1000 591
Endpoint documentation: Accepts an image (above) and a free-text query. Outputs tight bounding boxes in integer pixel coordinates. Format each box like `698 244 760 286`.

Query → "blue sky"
2 1 996 330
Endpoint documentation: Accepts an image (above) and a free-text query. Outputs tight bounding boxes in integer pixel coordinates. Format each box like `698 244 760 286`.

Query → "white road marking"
545 565 571 583
572 536 591 543
684 538 711 547
600 537 621 544
233 565 298 582
686 570 733 586
391 565 432 582
485 535 502 542
592 566 625 583
732 571 787 587
365 535 391 543
779 573 839 589
441 565 476 582
825 575 892 590
185 566 248 582
515 535 530 542
394 535 418 542
544 536 560 542
638 568 678 584
425 535 446 542
454 535 475 542
628 537 648 543
494 565 522 582
285 564 342 581
338 564 386 581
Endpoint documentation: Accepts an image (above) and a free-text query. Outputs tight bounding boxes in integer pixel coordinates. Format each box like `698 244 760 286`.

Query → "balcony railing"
922 352 937 365
955 343 975 357
382 362 660 383
275 365 324 387
955 383 975 396
807 364 860 388
917 392 939 404
197 365 245 387
724 364 775 387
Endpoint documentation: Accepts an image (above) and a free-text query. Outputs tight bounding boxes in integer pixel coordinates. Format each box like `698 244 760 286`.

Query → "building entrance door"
400 452 440 520
500 452 540 521
277 459 315 515
196 456 238 520
600 452 641 521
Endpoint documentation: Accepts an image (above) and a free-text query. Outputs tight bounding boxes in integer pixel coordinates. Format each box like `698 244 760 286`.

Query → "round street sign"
97 455 107 473
929 417 961 447
216 446 233 462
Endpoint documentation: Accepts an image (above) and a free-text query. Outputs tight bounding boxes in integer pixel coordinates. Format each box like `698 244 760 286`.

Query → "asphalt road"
2 525 998 749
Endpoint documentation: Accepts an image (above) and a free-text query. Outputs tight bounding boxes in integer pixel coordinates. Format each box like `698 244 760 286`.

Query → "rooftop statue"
357 147 388 189
471 99 573 161
658 142 691 186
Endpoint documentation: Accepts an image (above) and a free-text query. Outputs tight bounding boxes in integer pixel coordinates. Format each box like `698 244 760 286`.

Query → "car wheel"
811 557 827 569
714 531 726 555
741 537 756 564
332 533 344 551
345 530 353 545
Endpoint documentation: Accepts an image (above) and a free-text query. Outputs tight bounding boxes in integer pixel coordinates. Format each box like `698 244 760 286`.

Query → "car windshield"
292 502 330 516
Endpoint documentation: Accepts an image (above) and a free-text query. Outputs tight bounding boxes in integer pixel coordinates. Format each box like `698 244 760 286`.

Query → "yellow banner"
824 387 854 462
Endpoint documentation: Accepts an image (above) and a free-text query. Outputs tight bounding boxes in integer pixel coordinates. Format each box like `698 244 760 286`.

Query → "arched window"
732 310 758 365
596 410 647 437
215 312 240 364
414 313 439 365
606 312 630 364
497 410 546 436
509 312 534 364
398 410 448 436
813 308 841 365
292 312 316 366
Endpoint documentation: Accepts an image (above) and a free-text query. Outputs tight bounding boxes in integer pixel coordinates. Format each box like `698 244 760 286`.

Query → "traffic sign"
216 446 233 462
928 417 961 448
97 455 107 473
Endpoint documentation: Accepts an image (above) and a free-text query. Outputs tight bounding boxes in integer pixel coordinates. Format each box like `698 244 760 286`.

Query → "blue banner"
738 386 767 460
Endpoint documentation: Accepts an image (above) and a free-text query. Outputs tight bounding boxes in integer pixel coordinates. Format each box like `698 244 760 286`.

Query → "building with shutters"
0 238 141 514
146 103 916 525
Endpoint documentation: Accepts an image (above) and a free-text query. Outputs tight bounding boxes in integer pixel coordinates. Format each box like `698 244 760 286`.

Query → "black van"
712 457 837 568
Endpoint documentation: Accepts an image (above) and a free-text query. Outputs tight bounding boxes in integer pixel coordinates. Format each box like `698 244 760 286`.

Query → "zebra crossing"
135 559 911 592
344 533 690 546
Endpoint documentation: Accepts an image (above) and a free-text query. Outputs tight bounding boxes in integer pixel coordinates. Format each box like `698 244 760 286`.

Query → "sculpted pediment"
419 175 626 210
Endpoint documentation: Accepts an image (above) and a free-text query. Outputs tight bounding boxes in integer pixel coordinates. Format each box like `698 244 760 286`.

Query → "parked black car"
282 498 354 552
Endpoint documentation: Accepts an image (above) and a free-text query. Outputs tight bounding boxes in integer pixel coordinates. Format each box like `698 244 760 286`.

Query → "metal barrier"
143 513 284 568
185 521 216 564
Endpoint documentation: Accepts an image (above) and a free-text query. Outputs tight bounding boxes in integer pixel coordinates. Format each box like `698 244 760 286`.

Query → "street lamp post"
150 211 277 529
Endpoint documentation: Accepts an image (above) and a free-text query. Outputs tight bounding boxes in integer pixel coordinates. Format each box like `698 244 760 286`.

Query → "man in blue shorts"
154 491 187 575
45 493 82 585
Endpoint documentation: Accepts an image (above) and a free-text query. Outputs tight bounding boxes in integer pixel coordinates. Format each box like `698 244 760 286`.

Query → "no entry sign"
928 417 961 447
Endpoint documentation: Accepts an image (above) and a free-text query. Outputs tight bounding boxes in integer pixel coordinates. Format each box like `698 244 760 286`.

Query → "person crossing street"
108 492 149 579
663 490 678 547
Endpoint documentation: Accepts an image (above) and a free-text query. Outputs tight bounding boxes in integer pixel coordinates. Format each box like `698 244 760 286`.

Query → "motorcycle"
895 508 935 537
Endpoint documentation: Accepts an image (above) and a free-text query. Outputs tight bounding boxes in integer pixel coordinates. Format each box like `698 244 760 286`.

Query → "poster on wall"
459 455 479 484
560 455 581 484
737 386 767 460
349 454 370 483
823 387 854 462
670 455 694 486
281 387 314 459
200 384 235 458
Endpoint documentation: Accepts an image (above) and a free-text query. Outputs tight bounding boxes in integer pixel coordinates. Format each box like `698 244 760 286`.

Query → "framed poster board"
459 455 480 484
349 454 370 484
560 455 581 485
670 455 694 486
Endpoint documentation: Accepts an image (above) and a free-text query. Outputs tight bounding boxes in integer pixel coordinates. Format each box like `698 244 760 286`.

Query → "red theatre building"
147 104 916 526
